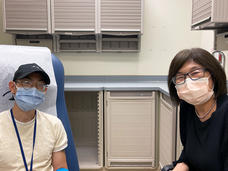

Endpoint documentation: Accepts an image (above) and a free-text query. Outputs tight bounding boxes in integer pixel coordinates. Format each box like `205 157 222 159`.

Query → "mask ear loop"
2 90 11 97
2 91 14 101
3 82 18 100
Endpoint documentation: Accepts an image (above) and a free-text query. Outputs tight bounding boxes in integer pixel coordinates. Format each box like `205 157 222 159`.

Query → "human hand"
173 162 189 171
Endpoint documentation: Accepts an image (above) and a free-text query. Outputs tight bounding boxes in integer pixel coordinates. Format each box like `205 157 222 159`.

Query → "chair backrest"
0 45 79 171
0 45 57 114
52 54 80 171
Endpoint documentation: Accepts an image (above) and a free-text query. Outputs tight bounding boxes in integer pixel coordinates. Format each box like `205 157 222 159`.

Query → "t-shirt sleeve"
53 118 68 152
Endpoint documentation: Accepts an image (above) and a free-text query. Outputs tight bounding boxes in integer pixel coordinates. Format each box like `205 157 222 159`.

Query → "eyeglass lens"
16 80 47 92
174 68 205 85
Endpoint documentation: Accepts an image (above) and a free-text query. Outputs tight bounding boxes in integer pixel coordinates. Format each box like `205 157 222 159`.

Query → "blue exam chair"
52 54 80 171
0 45 79 171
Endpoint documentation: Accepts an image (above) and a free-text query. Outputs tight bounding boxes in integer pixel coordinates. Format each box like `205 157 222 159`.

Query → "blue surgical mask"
15 87 45 111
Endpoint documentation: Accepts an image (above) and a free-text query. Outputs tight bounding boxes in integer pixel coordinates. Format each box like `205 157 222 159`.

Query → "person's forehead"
177 60 202 74
21 72 44 81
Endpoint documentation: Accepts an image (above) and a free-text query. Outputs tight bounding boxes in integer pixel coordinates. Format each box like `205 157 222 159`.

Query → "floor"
77 145 161 171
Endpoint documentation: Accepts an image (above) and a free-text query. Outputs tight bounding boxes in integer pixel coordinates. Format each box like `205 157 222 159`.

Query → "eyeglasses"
15 80 48 92
172 68 207 85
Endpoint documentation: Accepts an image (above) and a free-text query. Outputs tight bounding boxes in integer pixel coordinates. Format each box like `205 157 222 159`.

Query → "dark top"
176 94 228 171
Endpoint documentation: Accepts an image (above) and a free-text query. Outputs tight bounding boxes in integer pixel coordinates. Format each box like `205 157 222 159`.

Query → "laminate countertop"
64 76 169 96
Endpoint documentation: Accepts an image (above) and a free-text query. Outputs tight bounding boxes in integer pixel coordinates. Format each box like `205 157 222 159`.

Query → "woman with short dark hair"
168 48 228 171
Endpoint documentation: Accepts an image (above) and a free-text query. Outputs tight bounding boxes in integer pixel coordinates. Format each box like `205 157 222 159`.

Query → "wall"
0 0 13 44
0 0 213 76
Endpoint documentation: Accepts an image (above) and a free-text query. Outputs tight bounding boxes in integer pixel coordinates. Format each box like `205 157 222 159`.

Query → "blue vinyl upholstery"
51 54 80 171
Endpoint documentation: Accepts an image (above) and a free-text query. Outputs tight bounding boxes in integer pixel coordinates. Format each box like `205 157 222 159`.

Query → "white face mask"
175 77 214 105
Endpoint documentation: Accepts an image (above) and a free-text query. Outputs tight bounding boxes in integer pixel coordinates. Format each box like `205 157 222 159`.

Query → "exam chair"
0 45 79 171
52 54 80 171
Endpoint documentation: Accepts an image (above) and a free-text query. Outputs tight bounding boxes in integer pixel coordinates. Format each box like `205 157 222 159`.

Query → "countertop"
64 76 169 96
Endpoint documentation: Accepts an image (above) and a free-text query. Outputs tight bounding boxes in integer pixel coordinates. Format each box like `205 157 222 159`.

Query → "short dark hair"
168 48 227 104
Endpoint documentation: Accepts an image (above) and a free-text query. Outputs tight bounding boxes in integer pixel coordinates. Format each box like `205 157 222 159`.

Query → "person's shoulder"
216 95 228 121
0 110 10 114
0 110 12 126
217 94 228 110
0 110 10 118
37 110 62 125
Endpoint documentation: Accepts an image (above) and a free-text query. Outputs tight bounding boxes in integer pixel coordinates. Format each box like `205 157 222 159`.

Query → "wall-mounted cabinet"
3 0 143 52
101 33 141 52
15 34 53 50
99 0 143 52
55 34 98 52
52 0 96 34
191 0 228 30
3 0 51 34
100 0 143 33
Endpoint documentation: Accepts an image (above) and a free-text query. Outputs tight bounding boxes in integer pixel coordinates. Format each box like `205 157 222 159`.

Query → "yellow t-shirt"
0 110 68 171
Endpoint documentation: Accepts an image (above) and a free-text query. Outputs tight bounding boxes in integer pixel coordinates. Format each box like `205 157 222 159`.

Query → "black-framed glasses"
172 68 207 85
15 80 48 92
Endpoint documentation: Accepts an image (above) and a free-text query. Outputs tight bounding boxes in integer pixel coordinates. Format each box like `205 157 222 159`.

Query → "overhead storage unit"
191 0 228 30
3 0 144 52
100 0 143 52
3 0 51 34
101 33 141 52
100 0 143 32
55 34 98 52
15 34 53 51
52 0 96 33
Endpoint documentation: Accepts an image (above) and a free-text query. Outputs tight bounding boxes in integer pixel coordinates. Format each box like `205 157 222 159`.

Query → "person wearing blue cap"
0 63 69 171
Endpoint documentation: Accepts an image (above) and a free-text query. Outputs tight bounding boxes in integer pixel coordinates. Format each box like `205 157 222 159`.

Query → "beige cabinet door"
105 91 155 168
159 93 177 168
3 0 51 33
100 0 143 32
191 0 228 29
52 0 96 33
191 0 212 26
